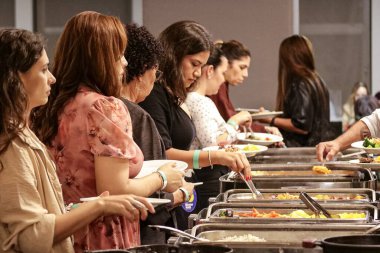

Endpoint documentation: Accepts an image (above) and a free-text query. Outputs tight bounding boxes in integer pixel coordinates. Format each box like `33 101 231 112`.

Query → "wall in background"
142 0 294 110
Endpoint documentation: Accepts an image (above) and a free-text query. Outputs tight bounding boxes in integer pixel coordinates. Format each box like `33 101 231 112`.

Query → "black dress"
139 83 196 231
281 77 332 147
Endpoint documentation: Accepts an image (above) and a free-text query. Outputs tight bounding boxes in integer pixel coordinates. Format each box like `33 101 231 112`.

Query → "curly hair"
0 29 44 154
125 23 163 83
32 11 127 146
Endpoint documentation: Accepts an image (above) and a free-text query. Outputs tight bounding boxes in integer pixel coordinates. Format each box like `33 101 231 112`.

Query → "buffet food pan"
188 223 380 248
212 188 375 204
250 147 362 164
219 164 376 192
188 202 377 228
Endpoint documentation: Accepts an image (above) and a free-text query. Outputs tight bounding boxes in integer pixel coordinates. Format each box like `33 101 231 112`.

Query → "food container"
212 188 376 204
128 244 233 253
219 164 376 193
188 202 377 228
250 147 363 164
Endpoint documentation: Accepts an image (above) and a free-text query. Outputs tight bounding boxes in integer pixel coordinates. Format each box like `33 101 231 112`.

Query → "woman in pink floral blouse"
32 11 184 252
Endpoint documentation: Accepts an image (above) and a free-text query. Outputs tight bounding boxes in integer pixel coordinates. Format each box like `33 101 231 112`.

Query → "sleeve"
361 109 380 137
139 85 173 150
127 102 166 160
0 143 56 253
86 97 137 159
287 81 314 132
186 95 220 147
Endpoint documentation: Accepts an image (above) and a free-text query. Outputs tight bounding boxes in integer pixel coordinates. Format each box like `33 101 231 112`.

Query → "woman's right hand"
97 192 155 222
213 151 251 178
230 111 252 127
157 162 184 193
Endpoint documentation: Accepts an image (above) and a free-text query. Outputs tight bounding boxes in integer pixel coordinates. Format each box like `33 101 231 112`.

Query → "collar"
18 127 45 151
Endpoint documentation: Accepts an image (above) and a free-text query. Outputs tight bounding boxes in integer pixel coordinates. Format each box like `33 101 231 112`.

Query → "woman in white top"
186 45 251 149
184 44 251 211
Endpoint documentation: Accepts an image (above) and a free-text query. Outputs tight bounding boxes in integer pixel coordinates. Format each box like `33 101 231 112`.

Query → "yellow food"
312 166 332 174
242 144 260 151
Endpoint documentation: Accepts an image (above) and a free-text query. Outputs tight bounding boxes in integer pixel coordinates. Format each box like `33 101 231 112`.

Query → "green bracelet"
193 150 201 169
227 119 238 130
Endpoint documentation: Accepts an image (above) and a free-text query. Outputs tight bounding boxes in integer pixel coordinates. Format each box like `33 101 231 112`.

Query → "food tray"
205 202 377 224
224 188 374 203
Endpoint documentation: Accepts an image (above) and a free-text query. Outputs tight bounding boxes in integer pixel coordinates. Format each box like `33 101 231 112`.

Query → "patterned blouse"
185 92 237 149
49 86 143 252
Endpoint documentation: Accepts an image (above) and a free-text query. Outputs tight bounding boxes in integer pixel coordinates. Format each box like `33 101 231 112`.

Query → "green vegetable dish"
363 137 380 148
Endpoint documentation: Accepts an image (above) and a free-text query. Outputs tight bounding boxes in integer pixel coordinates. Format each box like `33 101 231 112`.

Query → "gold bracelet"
208 150 213 169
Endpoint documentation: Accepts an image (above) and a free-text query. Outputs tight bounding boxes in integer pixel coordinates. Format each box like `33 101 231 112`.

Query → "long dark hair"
276 35 328 112
0 29 44 154
32 11 127 145
158 20 213 105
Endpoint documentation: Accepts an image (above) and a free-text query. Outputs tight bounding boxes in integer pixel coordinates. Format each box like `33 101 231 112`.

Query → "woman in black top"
260 35 331 147
139 20 251 230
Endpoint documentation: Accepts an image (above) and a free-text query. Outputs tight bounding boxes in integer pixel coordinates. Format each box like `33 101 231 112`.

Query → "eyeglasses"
155 69 163 80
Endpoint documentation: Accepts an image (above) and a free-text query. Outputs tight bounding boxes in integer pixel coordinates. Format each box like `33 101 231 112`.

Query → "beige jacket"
0 128 74 253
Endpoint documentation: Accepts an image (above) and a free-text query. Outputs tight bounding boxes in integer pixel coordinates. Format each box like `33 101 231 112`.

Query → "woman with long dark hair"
260 35 331 147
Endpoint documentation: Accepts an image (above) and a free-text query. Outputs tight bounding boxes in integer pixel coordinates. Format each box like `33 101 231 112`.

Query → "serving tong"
148 225 209 242
299 192 332 218
238 171 263 199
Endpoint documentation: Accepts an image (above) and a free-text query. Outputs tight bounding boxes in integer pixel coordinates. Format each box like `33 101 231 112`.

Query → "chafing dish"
171 223 380 253
219 164 377 193
212 188 375 204
250 147 362 164
188 202 377 228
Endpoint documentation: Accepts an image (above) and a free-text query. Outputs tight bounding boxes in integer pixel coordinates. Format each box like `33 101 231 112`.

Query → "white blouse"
185 92 237 149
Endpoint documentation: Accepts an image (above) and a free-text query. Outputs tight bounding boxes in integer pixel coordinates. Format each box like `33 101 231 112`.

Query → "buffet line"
174 147 380 253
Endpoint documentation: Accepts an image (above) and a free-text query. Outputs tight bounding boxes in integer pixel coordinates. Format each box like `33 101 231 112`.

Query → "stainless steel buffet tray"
219 164 377 192
190 223 380 246
212 188 376 204
188 202 377 228
250 147 363 164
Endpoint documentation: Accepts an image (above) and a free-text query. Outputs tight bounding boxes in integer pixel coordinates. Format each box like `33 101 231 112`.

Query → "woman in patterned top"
32 12 183 252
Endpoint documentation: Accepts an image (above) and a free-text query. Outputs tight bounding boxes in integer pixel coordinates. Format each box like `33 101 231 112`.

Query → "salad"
363 137 380 148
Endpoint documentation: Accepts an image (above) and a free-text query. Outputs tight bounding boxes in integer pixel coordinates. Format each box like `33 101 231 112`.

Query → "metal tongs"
148 225 209 242
299 192 332 218
238 171 263 199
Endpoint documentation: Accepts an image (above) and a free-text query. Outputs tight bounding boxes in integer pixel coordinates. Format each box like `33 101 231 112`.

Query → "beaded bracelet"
193 150 201 169
179 187 190 202
156 170 168 191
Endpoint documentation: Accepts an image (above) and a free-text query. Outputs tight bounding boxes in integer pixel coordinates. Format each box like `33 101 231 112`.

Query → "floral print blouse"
49 86 143 252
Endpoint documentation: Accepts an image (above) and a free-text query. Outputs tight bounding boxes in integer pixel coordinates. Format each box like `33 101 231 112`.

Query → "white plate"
348 159 380 168
135 160 188 179
146 197 171 207
202 144 268 157
250 111 283 119
351 141 380 155
237 132 283 146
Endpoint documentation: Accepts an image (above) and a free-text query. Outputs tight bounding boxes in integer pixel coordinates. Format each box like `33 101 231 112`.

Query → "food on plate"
242 144 260 151
363 137 380 148
217 234 266 242
247 134 272 141
359 156 380 163
223 145 240 152
312 165 332 174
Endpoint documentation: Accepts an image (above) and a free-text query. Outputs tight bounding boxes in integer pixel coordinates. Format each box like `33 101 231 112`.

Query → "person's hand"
158 162 184 193
213 151 251 178
97 191 155 222
316 141 341 162
264 126 282 137
230 111 252 128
